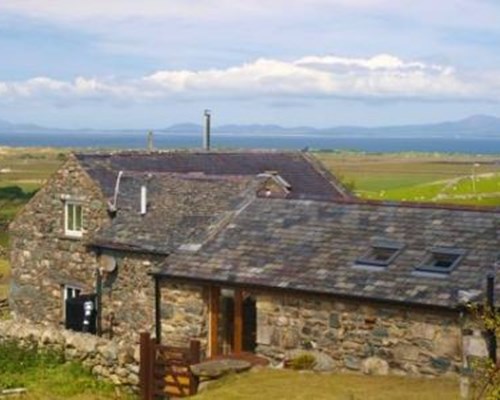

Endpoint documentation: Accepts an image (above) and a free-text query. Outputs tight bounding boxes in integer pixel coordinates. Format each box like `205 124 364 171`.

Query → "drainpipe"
486 273 497 364
154 275 162 344
96 267 102 336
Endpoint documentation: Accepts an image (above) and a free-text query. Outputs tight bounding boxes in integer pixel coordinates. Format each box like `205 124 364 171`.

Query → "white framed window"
63 285 81 302
62 285 81 318
65 202 83 237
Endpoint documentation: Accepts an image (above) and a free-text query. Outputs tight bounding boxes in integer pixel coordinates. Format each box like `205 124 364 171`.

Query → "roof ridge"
259 196 500 214
74 149 301 156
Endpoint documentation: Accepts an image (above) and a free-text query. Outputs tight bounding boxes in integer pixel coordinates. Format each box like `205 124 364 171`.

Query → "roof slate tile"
157 198 499 308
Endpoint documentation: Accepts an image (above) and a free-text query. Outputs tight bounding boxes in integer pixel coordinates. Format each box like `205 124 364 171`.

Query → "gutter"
87 240 170 256
149 270 464 313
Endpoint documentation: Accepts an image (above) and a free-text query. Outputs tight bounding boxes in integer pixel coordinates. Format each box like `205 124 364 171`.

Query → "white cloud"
0 54 497 104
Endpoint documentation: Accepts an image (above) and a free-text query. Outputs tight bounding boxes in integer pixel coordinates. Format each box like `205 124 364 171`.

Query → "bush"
289 353 316 371
0 186 35 201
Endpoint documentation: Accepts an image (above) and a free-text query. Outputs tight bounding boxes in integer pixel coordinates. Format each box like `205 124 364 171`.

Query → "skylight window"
356 241 404 267
416 248 465 274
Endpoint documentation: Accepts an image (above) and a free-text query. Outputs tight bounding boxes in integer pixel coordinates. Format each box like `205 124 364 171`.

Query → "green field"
315 152 500 206
0 147 65 223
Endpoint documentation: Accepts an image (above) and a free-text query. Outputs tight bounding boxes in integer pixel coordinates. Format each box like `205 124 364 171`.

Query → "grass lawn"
194 369 460 400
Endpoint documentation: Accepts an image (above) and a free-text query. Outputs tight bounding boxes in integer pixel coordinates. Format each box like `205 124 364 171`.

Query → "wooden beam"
233 288 243 354
189 340 201 395
209 286 220 357
139 332 153 400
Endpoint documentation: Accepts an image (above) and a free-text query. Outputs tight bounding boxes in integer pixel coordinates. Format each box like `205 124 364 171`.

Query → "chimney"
140 185 147 215
147 131 154 152
203 109 211 151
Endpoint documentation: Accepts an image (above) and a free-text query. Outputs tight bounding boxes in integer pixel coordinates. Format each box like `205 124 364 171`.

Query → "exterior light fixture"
82 300 94 333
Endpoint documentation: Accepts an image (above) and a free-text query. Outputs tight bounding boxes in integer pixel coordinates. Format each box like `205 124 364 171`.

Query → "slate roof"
75 151 349 201
91 172 258 254
156 198 500 309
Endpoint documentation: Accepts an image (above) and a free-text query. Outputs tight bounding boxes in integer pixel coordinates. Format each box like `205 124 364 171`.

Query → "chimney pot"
203 109 211 151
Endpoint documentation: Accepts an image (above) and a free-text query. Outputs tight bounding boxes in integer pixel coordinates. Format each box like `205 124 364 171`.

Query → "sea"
0 132 500 154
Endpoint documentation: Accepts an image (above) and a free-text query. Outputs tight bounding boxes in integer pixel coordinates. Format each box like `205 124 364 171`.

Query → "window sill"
60 233 84 241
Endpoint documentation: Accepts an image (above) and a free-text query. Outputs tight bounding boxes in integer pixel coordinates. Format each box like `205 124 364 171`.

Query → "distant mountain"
162 123 203 133
1 114 500 138
162 123 315 135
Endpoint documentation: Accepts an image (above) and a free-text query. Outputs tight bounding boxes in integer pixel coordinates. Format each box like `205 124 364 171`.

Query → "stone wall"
160 281 208 354
0 320 140 388
9 155 109 324
99 252 165 341
254 291 466 376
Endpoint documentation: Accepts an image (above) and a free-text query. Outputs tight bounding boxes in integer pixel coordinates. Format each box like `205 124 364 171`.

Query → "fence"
139 332 201 399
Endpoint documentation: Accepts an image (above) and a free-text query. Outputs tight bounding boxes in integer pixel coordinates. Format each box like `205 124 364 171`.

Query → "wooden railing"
139 332 201 399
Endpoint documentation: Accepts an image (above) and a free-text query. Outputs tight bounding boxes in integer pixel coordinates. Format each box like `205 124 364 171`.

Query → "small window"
65 202 83 237
64 286 81 301
356 241 404 267
62 285 81 318
416 248 465 274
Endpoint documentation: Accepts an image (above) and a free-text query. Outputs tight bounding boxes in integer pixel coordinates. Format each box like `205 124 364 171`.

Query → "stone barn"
8 149 498 376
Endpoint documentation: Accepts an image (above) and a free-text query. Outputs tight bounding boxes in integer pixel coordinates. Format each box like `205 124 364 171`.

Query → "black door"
65 294 97 334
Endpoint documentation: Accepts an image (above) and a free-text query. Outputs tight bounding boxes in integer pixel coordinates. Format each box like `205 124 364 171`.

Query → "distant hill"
0 115 500 138
161 115 500 137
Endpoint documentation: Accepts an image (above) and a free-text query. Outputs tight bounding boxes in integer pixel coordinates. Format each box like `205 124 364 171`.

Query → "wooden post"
233 288 243 354
209 286 220 357
140 332 153 400
189 340 201 395
190 339 201 364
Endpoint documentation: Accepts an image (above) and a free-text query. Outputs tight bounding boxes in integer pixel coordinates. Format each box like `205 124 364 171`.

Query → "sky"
0 0 500 129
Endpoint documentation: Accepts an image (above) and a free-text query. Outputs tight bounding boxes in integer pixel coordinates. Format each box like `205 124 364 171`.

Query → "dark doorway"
65 294 97 334
242 295 257 352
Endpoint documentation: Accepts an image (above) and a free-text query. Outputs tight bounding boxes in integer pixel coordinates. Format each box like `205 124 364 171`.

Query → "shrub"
0 186 35 201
